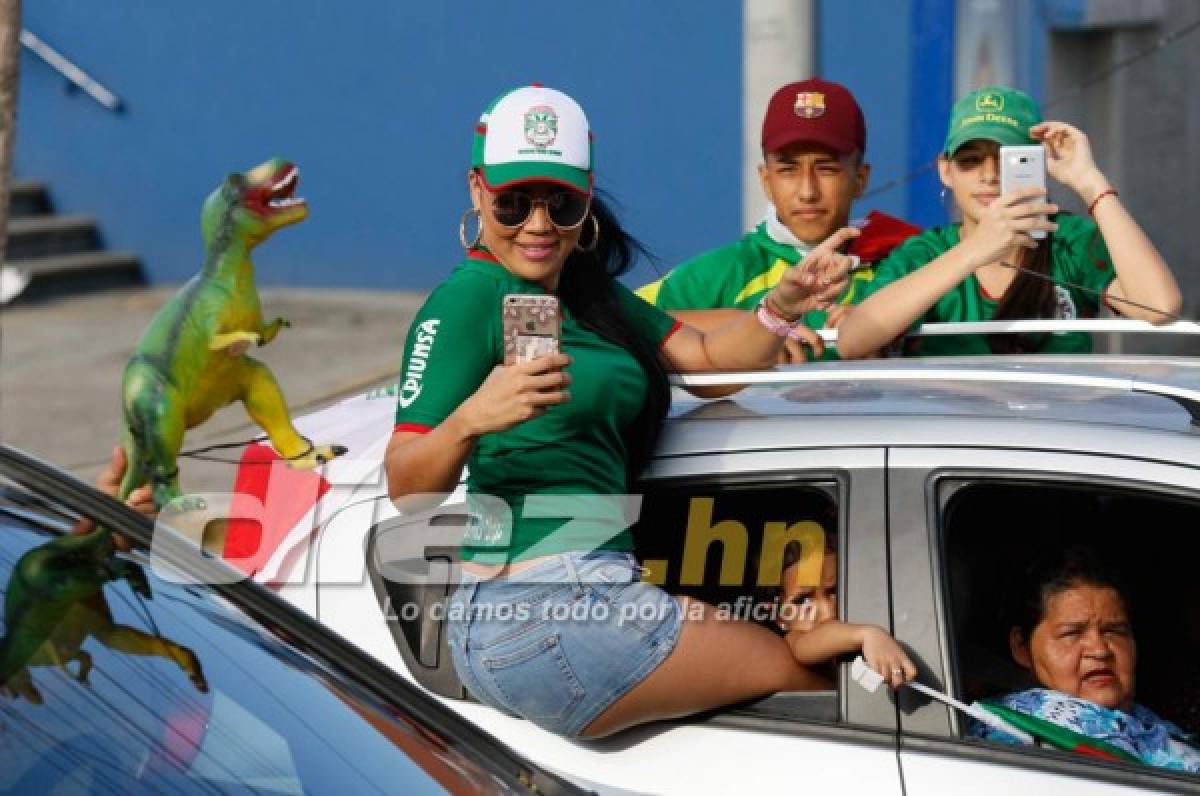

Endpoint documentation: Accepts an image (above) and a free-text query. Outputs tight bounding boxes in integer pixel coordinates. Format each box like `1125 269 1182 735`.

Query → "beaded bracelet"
755 297 814 341
755 300 794 337
1087 187 1118 216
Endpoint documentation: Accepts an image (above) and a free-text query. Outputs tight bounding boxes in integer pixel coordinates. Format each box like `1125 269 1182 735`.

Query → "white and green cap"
471 85 593 195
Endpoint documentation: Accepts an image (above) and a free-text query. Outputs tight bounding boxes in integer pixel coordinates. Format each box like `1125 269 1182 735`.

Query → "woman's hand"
860 625 918 689
775 305 855 363
962 188 1058 268
97 446 156 516
454 353 572 436
71 446 154 542
769 226 859 318
779 325 823 363
1032 121 1109 203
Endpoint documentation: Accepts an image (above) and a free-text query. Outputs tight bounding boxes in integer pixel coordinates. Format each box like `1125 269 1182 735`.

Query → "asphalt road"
0 286 424 493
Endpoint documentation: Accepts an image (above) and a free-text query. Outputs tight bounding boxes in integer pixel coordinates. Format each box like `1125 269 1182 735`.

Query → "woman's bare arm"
837 188 1056 359
1032 121 1181 322
785 621 869 665
786 621 919 688
662 228 858 373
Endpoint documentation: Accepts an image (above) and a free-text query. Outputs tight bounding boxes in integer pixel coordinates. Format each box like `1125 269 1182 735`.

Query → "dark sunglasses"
487 187 591 229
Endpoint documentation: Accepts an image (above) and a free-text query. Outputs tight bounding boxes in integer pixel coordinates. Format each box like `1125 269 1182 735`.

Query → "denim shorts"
446 550 683 737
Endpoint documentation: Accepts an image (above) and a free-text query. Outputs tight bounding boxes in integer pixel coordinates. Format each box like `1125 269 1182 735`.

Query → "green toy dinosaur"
120 158 344 508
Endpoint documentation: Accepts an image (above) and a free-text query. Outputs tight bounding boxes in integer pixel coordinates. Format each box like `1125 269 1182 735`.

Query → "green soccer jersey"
864 214 1116 356
635 223 876 361
393 250 678 563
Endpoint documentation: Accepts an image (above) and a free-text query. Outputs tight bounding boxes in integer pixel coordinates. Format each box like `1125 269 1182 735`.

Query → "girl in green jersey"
385 85 876 739
837 86 1181 358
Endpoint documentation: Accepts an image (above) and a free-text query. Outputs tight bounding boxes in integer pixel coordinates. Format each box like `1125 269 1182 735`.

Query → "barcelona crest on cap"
794 92 826 119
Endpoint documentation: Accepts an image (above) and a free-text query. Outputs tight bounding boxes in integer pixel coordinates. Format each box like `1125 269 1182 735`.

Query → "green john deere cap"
471 85 593 195
943 86 1041 156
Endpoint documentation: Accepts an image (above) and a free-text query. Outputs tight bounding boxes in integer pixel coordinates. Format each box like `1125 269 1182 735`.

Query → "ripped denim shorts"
446 550 682 738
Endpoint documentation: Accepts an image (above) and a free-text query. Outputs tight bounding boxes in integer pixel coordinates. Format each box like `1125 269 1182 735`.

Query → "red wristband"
1087 187 1118 216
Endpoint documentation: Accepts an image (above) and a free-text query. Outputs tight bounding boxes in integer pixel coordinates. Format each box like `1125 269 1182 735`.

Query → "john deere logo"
524 105 558 149
976 92 1005 113
794 92 826 119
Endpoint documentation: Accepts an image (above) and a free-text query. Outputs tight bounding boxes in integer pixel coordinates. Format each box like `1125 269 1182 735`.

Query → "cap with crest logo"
760 78 866 157
471 84 593 195
943 85 1041 156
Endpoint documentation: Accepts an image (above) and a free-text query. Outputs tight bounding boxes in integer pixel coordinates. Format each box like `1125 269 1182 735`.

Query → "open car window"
633 477 843 725
366 475 859 727
939 478 1200 783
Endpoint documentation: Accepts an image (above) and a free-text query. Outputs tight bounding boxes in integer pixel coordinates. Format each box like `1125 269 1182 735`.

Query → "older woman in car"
972 546 1200 773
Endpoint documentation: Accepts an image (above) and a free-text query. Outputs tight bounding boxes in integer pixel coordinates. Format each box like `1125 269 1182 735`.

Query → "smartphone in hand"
999 144 1048 240
502 294 561 365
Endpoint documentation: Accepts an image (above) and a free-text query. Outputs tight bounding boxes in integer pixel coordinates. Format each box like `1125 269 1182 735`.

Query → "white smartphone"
999 144 1048 240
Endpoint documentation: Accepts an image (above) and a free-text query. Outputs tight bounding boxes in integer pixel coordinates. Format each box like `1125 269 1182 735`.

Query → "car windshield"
0 474 520 795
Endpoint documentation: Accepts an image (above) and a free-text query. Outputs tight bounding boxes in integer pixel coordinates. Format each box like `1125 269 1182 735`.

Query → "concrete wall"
16 2 741 290
1045 0 1200 351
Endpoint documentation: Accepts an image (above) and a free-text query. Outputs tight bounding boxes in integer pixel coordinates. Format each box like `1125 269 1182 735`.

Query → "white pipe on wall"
742 0 815 233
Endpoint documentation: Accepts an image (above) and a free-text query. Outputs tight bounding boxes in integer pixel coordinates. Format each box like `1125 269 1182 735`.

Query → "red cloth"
849 210 921 264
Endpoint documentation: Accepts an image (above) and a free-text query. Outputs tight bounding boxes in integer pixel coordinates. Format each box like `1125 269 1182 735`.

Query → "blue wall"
817 0 912 223
818 0 956 228
16 2 741 290
907 0 956 228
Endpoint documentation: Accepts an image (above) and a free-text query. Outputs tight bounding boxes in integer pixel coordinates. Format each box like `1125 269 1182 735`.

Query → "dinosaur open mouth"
240 160 309 222
266 165 305 212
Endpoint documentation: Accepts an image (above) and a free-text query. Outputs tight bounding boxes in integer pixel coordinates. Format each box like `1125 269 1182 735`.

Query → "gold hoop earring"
459 208 482 251
574 214 600 253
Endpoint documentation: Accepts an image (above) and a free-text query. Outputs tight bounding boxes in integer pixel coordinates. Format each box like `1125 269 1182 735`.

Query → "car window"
634 478 843 723
0 477 522 795
939 478 1200 782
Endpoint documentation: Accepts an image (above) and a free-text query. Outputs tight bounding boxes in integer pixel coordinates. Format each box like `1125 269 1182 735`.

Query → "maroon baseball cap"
761 78 866 156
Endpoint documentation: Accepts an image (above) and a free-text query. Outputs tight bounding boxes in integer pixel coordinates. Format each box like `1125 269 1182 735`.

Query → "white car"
223 353 1200 795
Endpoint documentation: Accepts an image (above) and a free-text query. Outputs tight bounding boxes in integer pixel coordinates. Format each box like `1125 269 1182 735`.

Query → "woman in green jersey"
837 86 1181 358
385 85 862 738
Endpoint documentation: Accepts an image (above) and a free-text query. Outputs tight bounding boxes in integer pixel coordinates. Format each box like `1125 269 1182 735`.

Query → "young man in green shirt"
637 79 919 360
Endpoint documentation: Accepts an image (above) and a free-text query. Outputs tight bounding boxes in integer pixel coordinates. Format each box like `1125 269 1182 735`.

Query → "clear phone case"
502 294 562 365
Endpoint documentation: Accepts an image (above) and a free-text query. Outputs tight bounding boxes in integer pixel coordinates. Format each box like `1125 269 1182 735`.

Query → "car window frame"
642 446 896 742
888 445 1200 793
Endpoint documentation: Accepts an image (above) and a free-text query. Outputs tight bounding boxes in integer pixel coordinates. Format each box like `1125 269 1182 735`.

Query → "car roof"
658 356 1200 462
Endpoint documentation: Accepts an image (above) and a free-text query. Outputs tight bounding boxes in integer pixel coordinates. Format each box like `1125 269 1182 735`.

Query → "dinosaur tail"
120 355 174 504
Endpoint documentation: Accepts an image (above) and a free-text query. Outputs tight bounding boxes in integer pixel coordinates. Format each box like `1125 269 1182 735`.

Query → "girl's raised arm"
1034 121 1182 322
837 187 1055 359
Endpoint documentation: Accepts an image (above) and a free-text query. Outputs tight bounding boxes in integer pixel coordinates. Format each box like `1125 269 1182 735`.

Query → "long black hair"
988 216 1058 354
555 191 671 483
